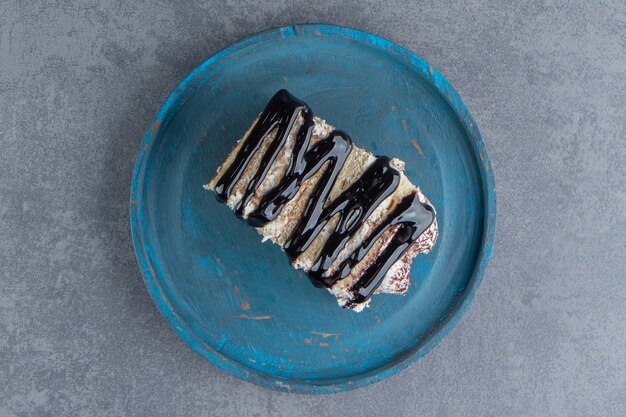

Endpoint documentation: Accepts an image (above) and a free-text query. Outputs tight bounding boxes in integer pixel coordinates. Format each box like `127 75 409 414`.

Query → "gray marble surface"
1 1 625 416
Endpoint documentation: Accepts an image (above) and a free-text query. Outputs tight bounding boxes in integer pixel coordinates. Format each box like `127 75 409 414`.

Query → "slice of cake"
205 90 438 312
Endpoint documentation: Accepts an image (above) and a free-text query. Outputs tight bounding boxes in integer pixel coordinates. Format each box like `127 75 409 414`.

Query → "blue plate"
130 24 495 393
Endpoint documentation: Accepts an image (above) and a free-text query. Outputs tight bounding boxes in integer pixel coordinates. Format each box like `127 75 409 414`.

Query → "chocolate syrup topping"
213 90 434 304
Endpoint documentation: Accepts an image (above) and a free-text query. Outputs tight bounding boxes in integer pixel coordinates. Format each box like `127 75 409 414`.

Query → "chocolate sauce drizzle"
214 90 434 305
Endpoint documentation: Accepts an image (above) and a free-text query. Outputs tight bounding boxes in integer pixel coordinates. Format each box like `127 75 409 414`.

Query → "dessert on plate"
205 90 438 311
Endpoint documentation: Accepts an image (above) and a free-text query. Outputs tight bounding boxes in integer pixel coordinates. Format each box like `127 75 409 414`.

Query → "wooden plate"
130 24 496 393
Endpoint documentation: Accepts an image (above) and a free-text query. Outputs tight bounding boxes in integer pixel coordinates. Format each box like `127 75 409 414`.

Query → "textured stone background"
1 1 625 416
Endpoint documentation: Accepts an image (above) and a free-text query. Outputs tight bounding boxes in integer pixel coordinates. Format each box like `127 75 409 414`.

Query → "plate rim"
130 23 496 394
